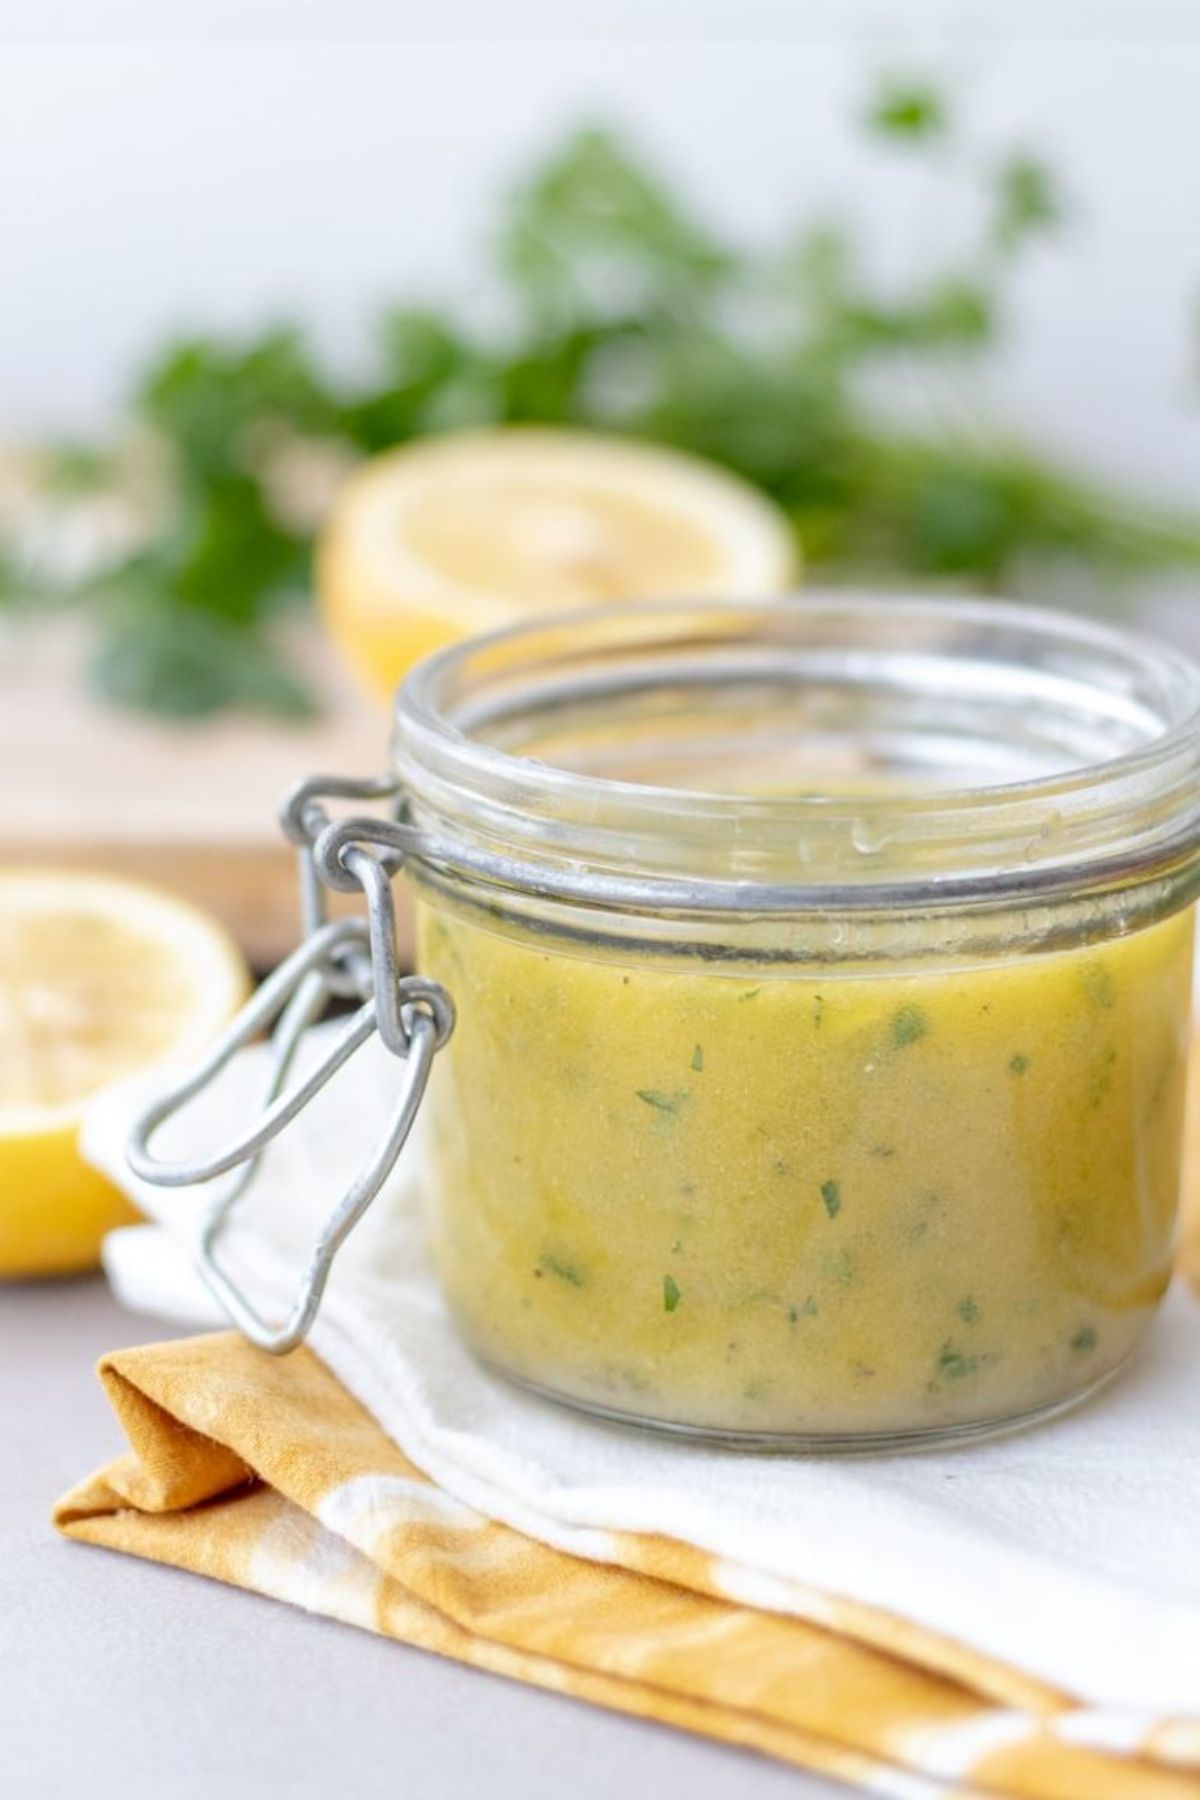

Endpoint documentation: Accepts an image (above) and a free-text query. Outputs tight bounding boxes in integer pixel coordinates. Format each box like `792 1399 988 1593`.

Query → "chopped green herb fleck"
826 1248 856 1287
937 1341 981 1381
536 1254 586 1287
890 1004 928 1048
670 1238 684 1255
637 1088 689 1117
663 1274 682 1312
957 1295 980 1325
593 1362 652 1395
787 1296 819 1323
1083 963 1117 1009
773 1157 791 1177
821 1178 842 1219
869 1143 896 1159
1009 1053 1030 1076
812 994 825 1029
691 1044 704 1072
1087 1047 1118 1109
901 1190 944 1246
1070 1325 1098 1355
737 986 762 1002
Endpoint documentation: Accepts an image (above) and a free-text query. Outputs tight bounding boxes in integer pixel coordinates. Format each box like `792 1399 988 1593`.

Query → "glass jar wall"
394 598 1200 1448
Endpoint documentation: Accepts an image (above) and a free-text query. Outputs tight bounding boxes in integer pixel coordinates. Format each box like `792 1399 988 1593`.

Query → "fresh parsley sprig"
8 73 1200 718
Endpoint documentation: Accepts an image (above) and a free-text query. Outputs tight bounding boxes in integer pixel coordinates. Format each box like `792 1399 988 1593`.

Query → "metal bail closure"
125 785 455 1355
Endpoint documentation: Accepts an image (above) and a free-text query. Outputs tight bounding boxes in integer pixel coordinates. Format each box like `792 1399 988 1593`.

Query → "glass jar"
389 596 1200 1449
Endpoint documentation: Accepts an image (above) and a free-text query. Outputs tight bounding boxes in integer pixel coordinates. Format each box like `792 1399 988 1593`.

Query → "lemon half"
0 869 248 1276
317 428 798 699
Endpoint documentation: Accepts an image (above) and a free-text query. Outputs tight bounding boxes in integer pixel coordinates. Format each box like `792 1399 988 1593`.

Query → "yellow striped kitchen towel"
56 1322 1199 1800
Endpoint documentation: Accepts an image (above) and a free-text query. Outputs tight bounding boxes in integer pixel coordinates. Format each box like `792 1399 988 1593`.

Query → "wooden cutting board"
1 619 410 969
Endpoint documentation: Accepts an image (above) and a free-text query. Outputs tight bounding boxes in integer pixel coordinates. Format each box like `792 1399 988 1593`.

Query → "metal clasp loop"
124 774 455 1355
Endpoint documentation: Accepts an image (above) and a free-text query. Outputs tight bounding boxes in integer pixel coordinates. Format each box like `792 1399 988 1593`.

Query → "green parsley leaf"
992 153 1063 252
637 1088 690 1117
890 1005 929 1048
937 1341 981 1381
865 75 948 143
537 1254 586 1288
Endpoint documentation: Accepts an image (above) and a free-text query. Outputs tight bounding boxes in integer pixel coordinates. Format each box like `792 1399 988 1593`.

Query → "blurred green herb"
8 71 1200 718
865 75 949 143
991 152 1063 252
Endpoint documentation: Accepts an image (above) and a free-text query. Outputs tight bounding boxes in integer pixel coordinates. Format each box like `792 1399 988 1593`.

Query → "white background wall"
3 0 1199 507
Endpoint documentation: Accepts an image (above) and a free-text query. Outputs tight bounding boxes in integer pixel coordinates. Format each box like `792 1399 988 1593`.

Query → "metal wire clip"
125 774 455 1354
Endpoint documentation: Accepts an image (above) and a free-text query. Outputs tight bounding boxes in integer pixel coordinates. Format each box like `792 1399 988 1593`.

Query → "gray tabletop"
0 1278 845 1800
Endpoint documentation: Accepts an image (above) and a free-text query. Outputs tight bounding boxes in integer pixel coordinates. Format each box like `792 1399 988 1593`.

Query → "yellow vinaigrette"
418 901 1193 1440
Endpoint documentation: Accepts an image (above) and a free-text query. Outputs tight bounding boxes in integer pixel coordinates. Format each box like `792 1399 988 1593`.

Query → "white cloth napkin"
86 1024 1200 1721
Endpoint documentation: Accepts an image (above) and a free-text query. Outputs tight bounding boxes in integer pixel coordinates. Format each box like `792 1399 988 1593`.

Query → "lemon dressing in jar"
127 595 1200 1450
393 598 1200 1448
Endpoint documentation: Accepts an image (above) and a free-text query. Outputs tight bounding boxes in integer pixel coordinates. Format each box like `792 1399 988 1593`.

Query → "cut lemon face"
0 870 248 1276
316 428 798 700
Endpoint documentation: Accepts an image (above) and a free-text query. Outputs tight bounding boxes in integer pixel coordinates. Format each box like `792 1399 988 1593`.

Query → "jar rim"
391 594 1200 912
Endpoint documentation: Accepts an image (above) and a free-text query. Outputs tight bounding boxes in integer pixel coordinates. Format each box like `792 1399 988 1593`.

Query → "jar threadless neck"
391 596 1200 914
